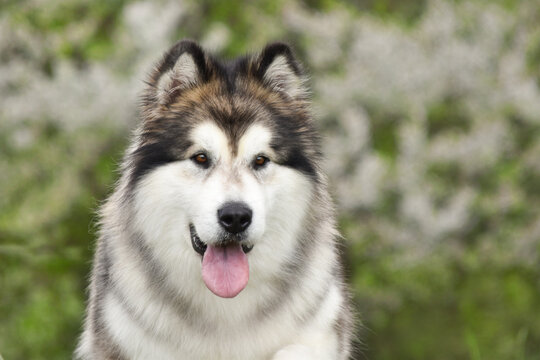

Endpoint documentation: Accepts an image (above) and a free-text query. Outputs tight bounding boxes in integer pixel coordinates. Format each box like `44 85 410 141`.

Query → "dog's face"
127 41 321 298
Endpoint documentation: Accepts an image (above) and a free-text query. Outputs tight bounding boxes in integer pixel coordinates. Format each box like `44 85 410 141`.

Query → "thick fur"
76 40 353 360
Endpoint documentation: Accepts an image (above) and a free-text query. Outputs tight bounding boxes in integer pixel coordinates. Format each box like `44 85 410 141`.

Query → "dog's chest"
102 289 301 360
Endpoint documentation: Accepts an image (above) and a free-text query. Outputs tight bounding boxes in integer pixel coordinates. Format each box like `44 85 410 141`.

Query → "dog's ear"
148 40 210 105
254 42 308 100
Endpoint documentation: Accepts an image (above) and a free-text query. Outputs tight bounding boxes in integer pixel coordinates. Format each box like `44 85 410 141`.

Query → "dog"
75 40 353 360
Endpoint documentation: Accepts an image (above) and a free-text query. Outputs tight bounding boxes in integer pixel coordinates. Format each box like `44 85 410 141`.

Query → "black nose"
217 202 252 234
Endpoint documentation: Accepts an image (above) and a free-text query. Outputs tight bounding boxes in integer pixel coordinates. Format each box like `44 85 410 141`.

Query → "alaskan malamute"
76 40 353 360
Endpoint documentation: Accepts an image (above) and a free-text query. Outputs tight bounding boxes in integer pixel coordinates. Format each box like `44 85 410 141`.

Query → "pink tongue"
201 243 249 298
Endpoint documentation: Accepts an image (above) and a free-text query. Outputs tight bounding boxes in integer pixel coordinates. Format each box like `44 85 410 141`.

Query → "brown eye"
254 155 269 168
192 153 210 168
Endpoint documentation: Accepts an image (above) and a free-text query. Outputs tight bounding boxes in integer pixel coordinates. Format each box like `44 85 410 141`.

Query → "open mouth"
189 224 253 298
189 224 253 255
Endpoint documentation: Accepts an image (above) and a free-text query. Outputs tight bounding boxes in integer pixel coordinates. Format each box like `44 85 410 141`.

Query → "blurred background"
1 0 540 359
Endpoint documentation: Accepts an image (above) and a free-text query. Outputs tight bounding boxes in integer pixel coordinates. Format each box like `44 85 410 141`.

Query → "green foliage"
427 96 471 137
348 0 427 25
348 253 540 359
0 126 125 359
365 105 400 162
5 0 126 62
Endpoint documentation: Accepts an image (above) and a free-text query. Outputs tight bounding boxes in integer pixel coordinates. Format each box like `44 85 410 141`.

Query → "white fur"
81 121 348 359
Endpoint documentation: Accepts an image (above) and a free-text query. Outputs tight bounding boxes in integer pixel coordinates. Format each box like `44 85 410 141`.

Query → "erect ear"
149 40 210 105
254 42 308 99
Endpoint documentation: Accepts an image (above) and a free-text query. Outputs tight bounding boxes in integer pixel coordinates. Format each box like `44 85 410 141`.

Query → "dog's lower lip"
190 224 207 256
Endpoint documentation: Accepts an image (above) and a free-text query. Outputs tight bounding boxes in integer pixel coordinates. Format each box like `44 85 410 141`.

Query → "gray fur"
76 40 353 360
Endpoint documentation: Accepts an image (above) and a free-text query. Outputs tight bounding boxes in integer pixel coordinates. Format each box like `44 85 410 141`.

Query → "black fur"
254 42 303 79
156 39 210 84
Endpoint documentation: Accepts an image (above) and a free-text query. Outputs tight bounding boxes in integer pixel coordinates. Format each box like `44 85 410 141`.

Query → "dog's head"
126 40 322 298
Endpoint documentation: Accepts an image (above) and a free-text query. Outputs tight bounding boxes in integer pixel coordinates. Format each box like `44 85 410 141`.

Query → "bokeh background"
1 0 540 359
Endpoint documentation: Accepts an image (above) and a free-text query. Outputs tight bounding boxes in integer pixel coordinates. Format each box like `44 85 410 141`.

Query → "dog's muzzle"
189 224 253 256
